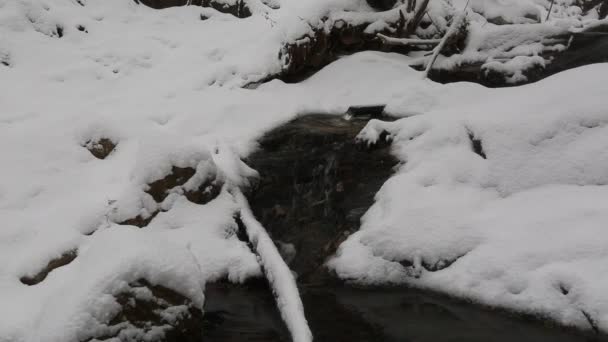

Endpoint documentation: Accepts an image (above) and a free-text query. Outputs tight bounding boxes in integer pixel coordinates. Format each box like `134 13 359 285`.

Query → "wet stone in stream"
246 113 398 283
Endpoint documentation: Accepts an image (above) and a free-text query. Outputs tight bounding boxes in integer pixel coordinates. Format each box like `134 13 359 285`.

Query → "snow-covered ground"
1 0 608 340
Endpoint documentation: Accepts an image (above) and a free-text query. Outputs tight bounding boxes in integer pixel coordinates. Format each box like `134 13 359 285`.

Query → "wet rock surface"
246 113 398 282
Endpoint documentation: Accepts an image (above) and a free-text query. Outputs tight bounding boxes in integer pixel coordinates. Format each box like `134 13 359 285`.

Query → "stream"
203 282 590 342
201 112 596 342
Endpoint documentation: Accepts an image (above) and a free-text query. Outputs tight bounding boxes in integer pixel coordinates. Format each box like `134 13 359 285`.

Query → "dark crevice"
468 130 487 159
117 210 160 228
366 0 397 11
184 179 223 205
346 105 386 119
581 310 600 335
20 249 78 285
135 0 252 18
233 213 255 253
56 25 64 38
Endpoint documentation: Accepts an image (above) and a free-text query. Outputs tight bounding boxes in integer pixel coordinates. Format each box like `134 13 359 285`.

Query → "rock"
146 166 196 203
117 210 160 228
116 165 223 228
202 279 290 342
84 138 116 159
83 279 204 342
20 249 78 285
184 178 223 205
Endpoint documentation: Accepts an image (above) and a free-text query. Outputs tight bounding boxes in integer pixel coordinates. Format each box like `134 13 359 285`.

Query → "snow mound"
330 64 608 332
470 0 542 24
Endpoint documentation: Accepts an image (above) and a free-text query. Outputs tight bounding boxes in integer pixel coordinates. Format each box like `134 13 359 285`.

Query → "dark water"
203 283 593 342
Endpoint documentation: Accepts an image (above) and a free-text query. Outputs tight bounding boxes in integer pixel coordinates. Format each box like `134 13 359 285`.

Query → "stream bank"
203 112 597 342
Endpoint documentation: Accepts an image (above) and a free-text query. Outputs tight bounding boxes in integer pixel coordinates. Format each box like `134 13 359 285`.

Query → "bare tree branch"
423 11 466 78
377 33 441 46
405 0 431 35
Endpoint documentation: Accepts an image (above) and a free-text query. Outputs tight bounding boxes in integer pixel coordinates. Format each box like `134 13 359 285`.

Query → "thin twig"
546 0 555 22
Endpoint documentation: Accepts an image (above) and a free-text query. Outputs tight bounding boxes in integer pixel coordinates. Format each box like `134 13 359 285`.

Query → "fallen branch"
235 191 312 342
423 11 466 78
377 33 441 46
546 0 555 22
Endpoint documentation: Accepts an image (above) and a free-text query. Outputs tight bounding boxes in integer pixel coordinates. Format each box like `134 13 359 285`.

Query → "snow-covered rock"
329 63 608 333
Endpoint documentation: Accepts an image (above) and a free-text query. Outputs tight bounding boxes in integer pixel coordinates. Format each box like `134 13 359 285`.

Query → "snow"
482 55 546 83
1 0 608 339
470 0 542 24
0 0 422 338
329 63 608 332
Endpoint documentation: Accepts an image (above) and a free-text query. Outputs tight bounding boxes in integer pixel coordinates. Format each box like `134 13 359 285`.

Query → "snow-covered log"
235 192 313 342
